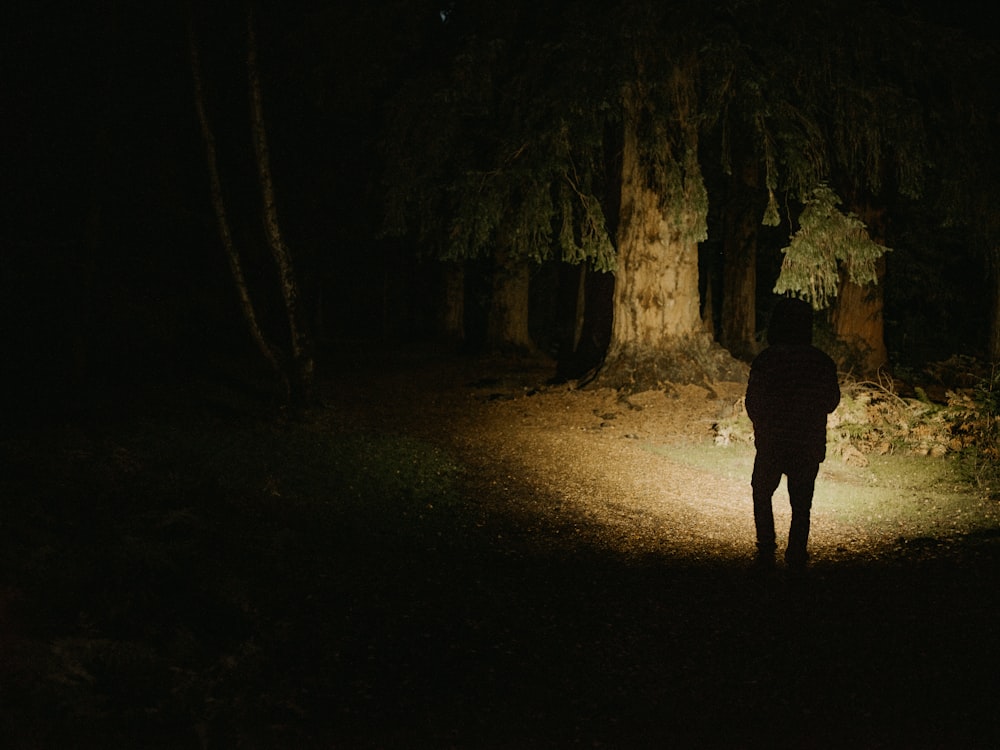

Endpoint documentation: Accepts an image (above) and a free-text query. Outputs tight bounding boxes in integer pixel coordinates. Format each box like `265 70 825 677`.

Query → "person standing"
745 297 841 569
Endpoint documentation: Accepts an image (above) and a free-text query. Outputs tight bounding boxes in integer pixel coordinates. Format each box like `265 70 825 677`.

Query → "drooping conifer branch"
774 185 891 309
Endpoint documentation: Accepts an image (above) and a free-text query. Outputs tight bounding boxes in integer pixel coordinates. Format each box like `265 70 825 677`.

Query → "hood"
768 297 814 346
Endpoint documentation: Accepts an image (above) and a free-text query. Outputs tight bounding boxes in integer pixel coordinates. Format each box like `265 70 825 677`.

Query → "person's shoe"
756 540 777 556
785 548 809 570
752 551 776 572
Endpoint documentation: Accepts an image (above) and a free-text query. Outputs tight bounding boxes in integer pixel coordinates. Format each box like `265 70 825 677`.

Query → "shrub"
712 360 1000 487
951 363 1000 496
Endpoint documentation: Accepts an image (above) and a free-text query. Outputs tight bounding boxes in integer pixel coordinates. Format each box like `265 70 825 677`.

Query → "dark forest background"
4 0 999 419
4 5 1000 748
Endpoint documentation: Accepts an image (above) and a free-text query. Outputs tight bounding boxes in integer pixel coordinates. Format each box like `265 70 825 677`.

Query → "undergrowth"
2 370 998 749
953 362 1000 496
0 416 467 748
712 358 1000 498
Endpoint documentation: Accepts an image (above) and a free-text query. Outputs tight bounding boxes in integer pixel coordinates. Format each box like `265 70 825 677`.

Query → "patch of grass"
648 436 756 480
951 364 1000 496
645 438 1000 544
710 367 1000 469
2 401 999 749
0 416 470 748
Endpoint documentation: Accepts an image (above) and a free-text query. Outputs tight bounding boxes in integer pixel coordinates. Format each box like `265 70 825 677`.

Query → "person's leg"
751 451 782 560
785 461 820 567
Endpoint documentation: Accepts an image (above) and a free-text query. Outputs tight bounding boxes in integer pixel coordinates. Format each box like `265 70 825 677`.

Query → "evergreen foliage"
704 1 937 228
382 0 937 274
380 3 618 271
376 0 997 357
774 185 890 308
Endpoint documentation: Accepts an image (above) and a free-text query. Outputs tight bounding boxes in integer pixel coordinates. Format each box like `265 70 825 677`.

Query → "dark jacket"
745 299 840 464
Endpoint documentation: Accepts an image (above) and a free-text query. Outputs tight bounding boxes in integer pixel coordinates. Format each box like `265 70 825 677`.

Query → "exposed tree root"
594 334 749 392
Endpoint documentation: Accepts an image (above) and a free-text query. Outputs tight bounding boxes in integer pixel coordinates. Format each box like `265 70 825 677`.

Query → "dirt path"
4 348 997 748
324 348 999 568
448 378 753 560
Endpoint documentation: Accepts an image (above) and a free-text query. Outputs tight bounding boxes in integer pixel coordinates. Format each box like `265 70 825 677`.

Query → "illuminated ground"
325 348 1000 567
2 348 998 748
313 348 1000 746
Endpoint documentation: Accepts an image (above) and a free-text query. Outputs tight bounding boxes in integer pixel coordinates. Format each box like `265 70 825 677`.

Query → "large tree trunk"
487 257 535 353
830 259 889 375
598 81 745 390
830 205 889 375
247 7 314 406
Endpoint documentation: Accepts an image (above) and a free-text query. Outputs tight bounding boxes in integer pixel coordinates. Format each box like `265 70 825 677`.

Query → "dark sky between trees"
4 1 998 414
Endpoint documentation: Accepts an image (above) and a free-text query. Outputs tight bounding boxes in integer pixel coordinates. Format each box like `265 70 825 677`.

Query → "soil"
5 346 999 749
295 347 1000 747
324 348 746 545
320 346 993 567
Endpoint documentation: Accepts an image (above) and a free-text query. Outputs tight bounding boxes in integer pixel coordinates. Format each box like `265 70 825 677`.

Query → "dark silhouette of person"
745 297 840 569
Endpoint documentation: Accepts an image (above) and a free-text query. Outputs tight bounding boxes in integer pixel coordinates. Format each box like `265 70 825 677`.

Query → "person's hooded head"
768 297 814 346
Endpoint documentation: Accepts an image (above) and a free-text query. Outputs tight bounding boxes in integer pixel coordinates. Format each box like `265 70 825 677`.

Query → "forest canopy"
2 0 998 408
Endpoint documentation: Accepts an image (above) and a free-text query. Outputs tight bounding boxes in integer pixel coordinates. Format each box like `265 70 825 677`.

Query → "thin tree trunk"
573 263 587 352
990 245 1000 364
556 267 614 382
247 6 314 405
187 12 288 397
701 264 715 334
441 261 465 344
720 166 760 361
721 231 756 359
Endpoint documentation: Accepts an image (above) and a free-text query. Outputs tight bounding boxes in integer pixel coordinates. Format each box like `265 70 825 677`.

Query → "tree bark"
187 12 288 398
830 205 889 375
598 81 745 390
572 263 587 353
555 267 614 382
720 168 760 361
487 257 535 353
247 7 314 406
830 259 888 375
990 245 1000 364
721 229 757 360
440 261 465 344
